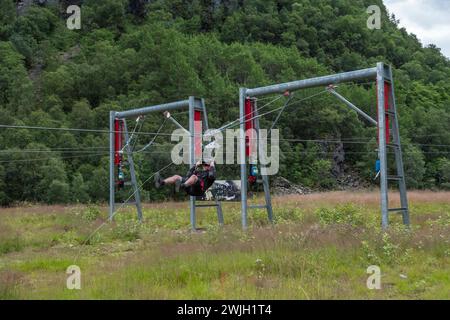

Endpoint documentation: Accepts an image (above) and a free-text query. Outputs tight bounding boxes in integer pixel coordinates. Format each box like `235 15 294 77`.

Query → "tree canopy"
0 0 449 204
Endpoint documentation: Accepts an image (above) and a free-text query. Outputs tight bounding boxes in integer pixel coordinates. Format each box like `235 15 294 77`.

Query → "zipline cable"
2 149 449 164
222 90 329 132
121 116 144 153
270 93 295 131
1 138 449 161
205 94 285 136
0 152 108 164
130 116 146 151
0 124 180 138
75 161 175 262
134 118 168 153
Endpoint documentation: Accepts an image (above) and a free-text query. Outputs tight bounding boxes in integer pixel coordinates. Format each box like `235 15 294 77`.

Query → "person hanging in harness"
154 160 216 197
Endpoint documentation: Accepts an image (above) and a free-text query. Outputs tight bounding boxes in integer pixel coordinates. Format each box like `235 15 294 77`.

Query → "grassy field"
0 191 449 300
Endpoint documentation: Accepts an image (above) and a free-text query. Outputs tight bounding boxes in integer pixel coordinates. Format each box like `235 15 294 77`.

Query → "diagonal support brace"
164 111 190 134
327 86 378 126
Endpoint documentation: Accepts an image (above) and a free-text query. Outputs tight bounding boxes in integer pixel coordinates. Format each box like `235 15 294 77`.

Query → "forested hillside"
0 0 449 205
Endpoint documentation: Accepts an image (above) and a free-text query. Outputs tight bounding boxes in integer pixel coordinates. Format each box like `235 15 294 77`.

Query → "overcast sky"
384 0 450 58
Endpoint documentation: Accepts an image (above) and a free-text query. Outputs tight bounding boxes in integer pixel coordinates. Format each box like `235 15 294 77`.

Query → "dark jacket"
185 164 216 196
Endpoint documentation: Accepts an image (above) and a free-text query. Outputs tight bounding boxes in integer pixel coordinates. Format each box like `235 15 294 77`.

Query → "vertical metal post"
387 66 410 226
201 98 209 129
216 199 224 226
109 111 116 221
122 120 143 222
239 88 248 229
377 62 389 229
189 97 197 231
201 99 222 225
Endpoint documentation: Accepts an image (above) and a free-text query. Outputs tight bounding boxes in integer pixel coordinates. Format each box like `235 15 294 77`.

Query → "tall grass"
0 191 449 299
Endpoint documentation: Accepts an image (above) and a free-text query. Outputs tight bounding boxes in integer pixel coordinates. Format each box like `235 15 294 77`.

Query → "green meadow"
0 191 449 300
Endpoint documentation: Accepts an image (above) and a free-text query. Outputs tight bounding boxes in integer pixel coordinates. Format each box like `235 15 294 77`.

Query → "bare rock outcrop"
271 176 311 196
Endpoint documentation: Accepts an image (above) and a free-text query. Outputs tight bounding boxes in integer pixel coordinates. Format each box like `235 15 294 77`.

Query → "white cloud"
384 0 450 58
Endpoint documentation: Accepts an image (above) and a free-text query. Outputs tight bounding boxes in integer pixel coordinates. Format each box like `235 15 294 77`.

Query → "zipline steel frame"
240 62 410 230
109 97 223 229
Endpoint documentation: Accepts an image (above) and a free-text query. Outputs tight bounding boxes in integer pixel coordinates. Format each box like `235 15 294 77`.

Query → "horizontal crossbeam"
115 98 204 119
246 67 377 97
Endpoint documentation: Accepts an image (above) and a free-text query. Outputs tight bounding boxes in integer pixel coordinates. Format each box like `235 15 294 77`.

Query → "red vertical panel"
245 98 255 157
194 110 203 160
114 119 123 165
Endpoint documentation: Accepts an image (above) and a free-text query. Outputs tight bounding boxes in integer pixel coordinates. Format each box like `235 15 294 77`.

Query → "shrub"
275 207 304 224
249 209 272 227
361 240 381 265
71 173 89 203
113 220 141 242
360 232 404 266
52 230 83 246
381 233 399 263
46 180 70 204
82 205 101 222
316 203 364 227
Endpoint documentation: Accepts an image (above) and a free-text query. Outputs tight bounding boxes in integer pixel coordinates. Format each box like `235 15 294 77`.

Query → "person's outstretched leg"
164 175 183 185
182 175 198 188
155 173 182 189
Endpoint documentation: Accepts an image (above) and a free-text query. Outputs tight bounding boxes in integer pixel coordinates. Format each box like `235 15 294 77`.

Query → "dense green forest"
0 0 449 205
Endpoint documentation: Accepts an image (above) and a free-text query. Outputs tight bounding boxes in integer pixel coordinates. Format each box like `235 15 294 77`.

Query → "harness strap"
195 172 206 191
200 178 205 191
